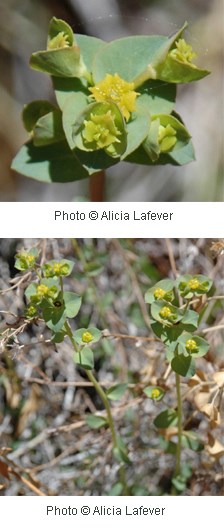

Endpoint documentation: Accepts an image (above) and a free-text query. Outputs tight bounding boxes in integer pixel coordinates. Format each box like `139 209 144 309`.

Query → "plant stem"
65 319 128 492
89 170 106 201
85 369 118 447
175 373 182 477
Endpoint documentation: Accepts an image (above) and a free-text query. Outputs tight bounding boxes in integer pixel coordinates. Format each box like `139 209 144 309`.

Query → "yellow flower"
158 124 177 153
188 278 200 290
169 39 197 65
89 73 139 121
36 284 49 297
151 388 160 399
82 331 94 343
186 339 198 352
48 31 70 50
154 288 166 299
82 110 121 152
159 306 172 319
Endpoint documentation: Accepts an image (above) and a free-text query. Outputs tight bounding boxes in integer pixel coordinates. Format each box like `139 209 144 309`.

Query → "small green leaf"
42 304 67 332
106 383 128 401
63 292 82 318
107 483 123 496
154 408 178 428
182 431 204 451
33 110 65 146
121 103 150 159
84 261 104 277
22 100 56 132
171 354 196 377
74 346 94 369
86 414 108 429
51 331 66 343
48 17 74 48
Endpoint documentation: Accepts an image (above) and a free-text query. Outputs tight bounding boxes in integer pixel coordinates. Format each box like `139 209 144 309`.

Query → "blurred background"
0 0 223 201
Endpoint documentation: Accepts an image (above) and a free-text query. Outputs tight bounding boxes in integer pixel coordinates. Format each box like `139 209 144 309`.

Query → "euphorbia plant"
11 18 210 199
13 247 130 494
144 275 213 492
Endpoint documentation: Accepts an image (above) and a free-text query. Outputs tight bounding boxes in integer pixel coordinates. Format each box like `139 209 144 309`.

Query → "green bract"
11 18 210 183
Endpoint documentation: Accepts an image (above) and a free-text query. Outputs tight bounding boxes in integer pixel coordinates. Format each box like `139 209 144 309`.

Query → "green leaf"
51 331 66 343
84 262 104 277
33 110 65 146
75 34 106 73
182 431 204 451
62 92 90 150
107 483 123 496
171 354 196 377
157 54 210 84
73 147 118 175
42 304 67 332
92 35 168 83
11 141 88 183
113 437 131 464
74 346 94 370
121 103 150 159
154 408 178 428
143 385 165 401
48 17 74 48
106 383 128 401
22 100 56 132
178 332 210 358
63 292 82 318
86 414 108 429
180 309 199 329
138 80 176 115
30 47 84 78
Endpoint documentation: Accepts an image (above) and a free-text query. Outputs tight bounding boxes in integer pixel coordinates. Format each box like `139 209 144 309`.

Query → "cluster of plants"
11 17 210 190
0 241 223 496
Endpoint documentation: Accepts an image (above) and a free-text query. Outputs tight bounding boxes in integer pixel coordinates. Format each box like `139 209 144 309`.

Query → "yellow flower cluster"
82 110 121 151
169 39 197 65
151 388 160 399
158 124 177 153
48 32 70 50
89 73 139 121
188 278 200 290
154 288 166 299
159 306 172 319
82 331 94 343
186 339 198 352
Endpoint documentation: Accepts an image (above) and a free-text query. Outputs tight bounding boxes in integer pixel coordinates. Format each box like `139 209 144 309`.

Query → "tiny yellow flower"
158 124 177 153
82 331 94 343
186 339 198 352
26 305 38 318
188 278 200 290
151 388 160 399
89 73 139 121
82 110 121 151
169 39 197 65
48 31 70 50
159 306 172 319
37 284 49 297
154 288 166 299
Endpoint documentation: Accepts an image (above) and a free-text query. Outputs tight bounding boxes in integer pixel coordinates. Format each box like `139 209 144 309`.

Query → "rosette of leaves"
11 18 210 184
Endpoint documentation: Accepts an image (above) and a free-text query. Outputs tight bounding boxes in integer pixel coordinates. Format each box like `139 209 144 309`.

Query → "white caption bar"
0 495 222 532
0 202 223 237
